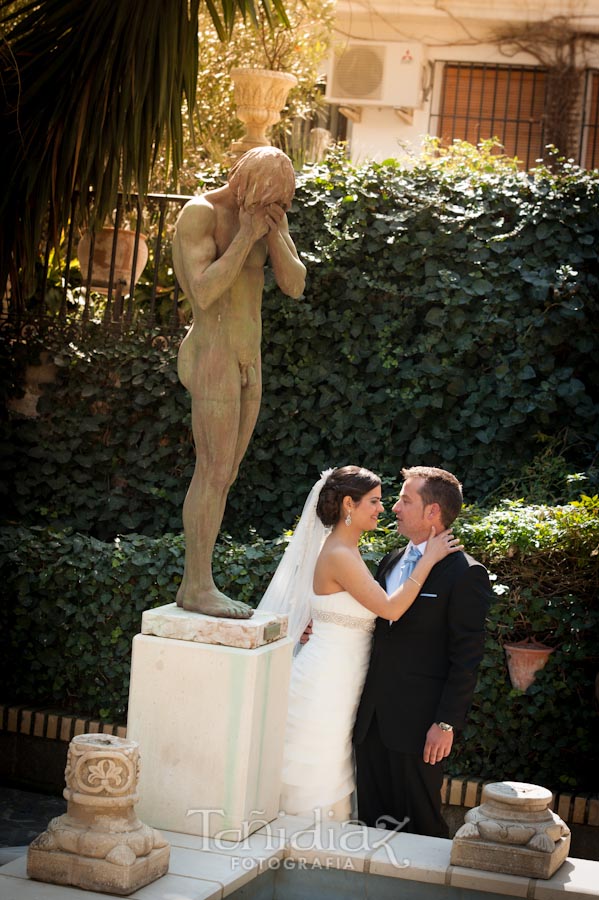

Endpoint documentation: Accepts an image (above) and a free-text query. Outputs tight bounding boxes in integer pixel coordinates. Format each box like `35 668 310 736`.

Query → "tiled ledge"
2 703 597 829
1 815 599 900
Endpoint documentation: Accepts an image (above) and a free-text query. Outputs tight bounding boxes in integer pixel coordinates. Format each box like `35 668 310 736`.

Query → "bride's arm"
328 528 462 621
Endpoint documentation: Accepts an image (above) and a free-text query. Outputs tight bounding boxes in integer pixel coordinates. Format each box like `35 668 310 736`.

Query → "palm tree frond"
0 0 203 293
0 0 294 298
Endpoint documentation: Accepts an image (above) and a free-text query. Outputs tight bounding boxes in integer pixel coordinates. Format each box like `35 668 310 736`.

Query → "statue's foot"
176 585 254 619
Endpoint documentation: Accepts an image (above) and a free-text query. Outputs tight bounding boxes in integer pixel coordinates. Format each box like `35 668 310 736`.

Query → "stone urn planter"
230 67 297 156
504 638 554 691
78 228 148 294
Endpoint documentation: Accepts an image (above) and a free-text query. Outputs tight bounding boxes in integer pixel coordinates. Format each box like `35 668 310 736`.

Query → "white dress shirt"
385 539 428 594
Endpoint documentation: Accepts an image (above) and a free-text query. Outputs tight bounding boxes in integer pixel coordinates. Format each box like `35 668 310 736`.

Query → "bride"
258 466 462 822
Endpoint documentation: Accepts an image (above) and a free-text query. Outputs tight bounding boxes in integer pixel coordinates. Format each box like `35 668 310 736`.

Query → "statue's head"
228 147 296 212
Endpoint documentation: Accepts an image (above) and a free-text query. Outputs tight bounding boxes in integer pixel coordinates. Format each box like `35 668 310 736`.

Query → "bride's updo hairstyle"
316 466 381 527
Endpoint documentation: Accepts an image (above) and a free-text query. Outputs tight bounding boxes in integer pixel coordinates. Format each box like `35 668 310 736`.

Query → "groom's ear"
426 502 441 520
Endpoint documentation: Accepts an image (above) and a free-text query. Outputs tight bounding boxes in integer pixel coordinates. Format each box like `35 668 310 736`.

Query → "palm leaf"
0 0 291 301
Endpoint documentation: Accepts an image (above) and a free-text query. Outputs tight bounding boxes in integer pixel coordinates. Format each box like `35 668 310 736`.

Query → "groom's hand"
423 723 454 765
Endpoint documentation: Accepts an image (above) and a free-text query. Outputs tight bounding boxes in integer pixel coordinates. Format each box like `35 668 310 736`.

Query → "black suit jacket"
353 547 491 754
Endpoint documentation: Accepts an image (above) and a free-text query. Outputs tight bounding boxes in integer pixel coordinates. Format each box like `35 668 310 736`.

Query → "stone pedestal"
451 781 570 879
27 734 170 895
142 602 287 648
127 606 293 839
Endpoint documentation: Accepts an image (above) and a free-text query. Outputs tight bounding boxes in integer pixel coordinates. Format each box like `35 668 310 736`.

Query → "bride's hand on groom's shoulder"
424 527 463 563
299 619 313 644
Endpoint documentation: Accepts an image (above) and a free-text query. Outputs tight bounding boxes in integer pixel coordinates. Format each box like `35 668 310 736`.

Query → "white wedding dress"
280 590 376 820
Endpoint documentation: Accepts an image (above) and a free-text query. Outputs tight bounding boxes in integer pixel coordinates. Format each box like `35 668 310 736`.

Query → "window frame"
428 60 549 168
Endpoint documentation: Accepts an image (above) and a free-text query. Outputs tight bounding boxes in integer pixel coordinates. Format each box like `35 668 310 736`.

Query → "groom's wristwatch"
437 722 453 732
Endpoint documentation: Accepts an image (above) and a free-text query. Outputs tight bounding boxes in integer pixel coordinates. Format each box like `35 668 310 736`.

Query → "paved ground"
0 786 66 862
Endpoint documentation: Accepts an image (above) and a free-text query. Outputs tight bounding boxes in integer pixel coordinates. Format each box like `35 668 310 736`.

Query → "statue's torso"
177 197 267 389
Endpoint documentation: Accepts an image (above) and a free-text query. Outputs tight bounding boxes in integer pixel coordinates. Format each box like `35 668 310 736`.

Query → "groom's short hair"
401 466 463 529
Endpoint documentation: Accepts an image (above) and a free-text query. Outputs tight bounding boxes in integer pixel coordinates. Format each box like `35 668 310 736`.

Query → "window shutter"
433 64 547 168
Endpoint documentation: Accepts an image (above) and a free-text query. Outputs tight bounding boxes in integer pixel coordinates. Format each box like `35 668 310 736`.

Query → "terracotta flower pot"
78 228 148 294
504 638 554 691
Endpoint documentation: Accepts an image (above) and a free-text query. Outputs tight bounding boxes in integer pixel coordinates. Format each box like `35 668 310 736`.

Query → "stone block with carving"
451 781 570 879
27 733 169 895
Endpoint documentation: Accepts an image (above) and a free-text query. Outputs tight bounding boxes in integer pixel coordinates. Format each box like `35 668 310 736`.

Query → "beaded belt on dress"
311 609 376 632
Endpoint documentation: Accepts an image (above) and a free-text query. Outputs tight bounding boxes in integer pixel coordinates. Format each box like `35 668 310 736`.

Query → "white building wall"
330 0 599 161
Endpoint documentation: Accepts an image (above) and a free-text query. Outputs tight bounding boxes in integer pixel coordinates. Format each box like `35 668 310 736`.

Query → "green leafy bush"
0 525 283 721
452 495 599 790
1 496 597 790
1 146 598 539
1 329 193 540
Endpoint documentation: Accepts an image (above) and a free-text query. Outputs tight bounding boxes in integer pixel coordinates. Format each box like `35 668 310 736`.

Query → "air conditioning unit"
325 41 425 108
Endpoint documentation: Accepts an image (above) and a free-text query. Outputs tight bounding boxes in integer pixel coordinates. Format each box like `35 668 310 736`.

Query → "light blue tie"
399 544 422 584
388 544 423 626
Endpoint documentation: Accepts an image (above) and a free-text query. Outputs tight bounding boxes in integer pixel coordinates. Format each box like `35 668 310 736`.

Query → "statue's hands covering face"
264 202 286 230
239 205 270 241
239 201 286 242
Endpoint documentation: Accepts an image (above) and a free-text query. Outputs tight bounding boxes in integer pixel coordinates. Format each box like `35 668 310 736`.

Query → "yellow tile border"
557 794 572 822
1 704 596 828
463 778 481 808
46 713 58 740
448 776 465 806
60 715 73 742
573 796 587 824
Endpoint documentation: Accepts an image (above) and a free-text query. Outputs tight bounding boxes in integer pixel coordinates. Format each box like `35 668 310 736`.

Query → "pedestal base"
450 781 571 880
142 602 287 648
127 630 293 838
26 733 170 896
450 833 570 879
27 844 170 896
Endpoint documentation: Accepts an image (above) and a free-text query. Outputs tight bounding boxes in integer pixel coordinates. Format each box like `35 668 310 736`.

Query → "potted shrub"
495 586 559 691
228 9 303 156
230 68 297 155
221 0 333 157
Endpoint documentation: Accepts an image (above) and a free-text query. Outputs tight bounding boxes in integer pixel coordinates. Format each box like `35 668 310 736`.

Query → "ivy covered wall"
2 145 598 540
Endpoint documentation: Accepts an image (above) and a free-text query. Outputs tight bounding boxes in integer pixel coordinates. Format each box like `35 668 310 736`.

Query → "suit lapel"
376 547 404 588
375 547 405 631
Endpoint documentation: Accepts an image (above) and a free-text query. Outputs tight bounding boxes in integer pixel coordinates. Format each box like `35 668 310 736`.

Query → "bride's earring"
345 509 352 527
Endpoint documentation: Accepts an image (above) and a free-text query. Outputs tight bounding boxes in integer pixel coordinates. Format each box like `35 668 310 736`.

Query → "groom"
353 466 491 838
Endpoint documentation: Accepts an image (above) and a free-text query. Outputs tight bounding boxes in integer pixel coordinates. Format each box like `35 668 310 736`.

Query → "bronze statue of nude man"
172 147 306 618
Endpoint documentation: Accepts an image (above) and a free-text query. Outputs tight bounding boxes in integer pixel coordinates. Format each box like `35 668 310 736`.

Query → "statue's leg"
230 357 262 486
176 355 254 618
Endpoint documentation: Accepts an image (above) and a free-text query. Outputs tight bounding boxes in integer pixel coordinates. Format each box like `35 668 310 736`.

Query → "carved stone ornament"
27 734 170 895
451 781 570 879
